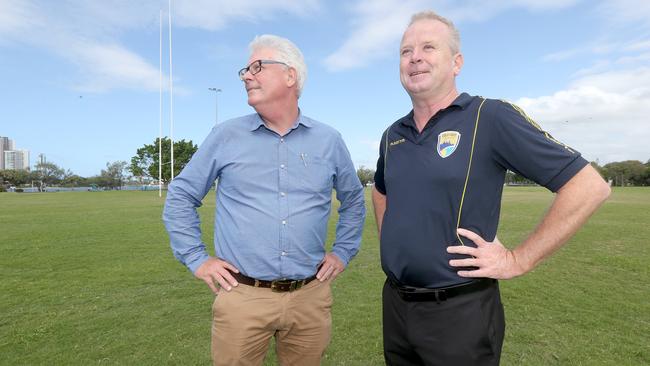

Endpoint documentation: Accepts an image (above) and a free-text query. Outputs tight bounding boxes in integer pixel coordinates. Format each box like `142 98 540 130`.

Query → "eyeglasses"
238 59 289 80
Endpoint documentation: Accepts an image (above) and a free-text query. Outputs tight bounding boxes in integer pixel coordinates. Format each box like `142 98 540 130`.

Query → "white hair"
249 34 307 98
408 11 461 54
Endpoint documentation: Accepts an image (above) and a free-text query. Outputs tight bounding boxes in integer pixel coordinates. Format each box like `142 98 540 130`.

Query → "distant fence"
8 185 165 193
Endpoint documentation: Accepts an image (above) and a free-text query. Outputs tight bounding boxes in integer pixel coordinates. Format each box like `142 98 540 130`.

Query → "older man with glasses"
163 34 365 366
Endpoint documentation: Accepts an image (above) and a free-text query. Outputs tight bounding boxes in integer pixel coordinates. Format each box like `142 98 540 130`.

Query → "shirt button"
280 164 285 169
281 251 287 256
282 220 287 225
280 192 286 197
280 138 284 143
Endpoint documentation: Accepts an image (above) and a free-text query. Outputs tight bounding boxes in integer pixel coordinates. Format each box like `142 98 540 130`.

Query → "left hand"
446 228 526 280
316 252 346 282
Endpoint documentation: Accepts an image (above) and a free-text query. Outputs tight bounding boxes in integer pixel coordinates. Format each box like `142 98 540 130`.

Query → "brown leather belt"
230 271 317 292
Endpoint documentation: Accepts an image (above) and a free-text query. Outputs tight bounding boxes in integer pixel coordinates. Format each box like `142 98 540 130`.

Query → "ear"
286 67 297 88
452 53 464 76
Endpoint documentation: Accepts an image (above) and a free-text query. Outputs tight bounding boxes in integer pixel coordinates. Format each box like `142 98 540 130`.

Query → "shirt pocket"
294 153 334 193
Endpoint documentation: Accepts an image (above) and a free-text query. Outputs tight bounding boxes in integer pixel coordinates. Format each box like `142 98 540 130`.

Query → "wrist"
508 249 530 278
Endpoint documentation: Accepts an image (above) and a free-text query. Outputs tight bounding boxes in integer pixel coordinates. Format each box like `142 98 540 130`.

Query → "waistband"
389 277 497 302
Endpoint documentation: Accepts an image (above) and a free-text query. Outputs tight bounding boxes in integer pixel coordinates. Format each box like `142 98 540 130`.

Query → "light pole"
208 87 222 124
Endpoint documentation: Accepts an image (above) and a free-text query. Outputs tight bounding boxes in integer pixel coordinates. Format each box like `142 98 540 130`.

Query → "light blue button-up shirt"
163 112 365 280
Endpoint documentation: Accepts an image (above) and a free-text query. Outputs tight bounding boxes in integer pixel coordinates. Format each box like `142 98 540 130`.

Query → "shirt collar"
249 108 312 132
400 92 472 128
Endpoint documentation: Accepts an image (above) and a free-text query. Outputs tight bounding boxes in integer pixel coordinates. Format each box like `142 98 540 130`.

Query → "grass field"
1 187 648 365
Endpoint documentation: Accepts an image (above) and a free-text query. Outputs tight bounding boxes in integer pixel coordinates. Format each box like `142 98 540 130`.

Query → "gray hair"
408 11 461 54
249 34 307 97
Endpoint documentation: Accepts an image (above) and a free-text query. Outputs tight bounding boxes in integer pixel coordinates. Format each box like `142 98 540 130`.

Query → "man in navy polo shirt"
372 10 611 365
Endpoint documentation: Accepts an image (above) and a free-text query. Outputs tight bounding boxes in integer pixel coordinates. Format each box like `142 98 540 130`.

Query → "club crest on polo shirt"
437 131 461 158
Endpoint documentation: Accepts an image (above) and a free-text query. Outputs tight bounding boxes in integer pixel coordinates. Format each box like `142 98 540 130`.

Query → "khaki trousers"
211 278 332 366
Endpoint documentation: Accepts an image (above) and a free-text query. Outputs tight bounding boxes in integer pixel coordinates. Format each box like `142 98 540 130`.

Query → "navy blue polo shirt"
374 93 588 288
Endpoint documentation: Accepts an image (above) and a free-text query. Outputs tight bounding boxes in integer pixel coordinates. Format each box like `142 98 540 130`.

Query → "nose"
410 49 422 64
241 69 254 82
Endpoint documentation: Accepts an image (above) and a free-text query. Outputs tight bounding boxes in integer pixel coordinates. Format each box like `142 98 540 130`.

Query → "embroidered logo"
389 138 405 146
436 131 461 158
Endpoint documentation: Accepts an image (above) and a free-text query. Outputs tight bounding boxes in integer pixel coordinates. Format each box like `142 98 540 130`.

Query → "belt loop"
438 290 447 302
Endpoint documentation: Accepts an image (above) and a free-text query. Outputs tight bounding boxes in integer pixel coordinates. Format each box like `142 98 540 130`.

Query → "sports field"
1 187 648 365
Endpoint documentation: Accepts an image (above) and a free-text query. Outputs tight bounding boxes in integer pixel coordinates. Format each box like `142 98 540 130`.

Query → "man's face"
399 19 462 98
241 48 292 108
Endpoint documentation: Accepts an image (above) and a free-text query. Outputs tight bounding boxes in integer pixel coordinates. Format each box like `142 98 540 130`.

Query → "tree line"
358 159 650 188
594 160 650 186
503 160 650 187
0 161 129 192
0 138 197 192
2 137 648 192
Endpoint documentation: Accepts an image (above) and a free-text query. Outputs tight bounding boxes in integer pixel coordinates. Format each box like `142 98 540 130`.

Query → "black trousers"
383 278 505 366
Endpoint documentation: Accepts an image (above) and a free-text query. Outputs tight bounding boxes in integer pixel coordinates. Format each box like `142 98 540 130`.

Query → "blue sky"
1 0 649 177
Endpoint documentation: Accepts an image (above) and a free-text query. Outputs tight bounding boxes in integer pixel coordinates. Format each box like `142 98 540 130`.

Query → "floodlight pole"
208 88 222 124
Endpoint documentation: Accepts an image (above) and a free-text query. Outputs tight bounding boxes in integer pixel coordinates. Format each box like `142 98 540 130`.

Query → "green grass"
1 187 648 365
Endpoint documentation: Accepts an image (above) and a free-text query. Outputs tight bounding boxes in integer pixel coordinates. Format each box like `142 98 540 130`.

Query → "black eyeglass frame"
238 59 289 80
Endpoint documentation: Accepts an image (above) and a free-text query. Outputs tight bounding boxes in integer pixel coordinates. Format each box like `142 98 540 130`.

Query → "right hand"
194 257 240 294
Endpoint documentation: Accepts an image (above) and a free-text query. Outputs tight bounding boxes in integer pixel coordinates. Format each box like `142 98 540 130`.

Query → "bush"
0 186 6 192
15 188 24 193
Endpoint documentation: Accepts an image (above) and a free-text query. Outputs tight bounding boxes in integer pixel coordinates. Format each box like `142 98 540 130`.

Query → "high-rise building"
4 150 30 171
0 136 15 170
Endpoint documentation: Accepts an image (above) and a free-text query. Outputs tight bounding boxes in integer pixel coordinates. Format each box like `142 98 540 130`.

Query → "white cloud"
515 68 650 163
509 0 580 11
0 0 41 39
622 39 650 52
70 42 164 92
597 0 650 28
573 60 611 77
0 1 164 92
173 0 320 30
521 0 650 164
324 0 581 71
543 46 591 62
543 38 649 64
323 0 425 71
0 0 320 92
615 52 650 65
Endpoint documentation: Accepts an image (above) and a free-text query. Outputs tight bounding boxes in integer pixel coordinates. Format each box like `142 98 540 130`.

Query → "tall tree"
33 161 65 189
130 137 198 183
505 170 536 185
590 161 606 179
61 174 87 187
0 169 31 186
356 166 375 187
100 161 129 189
603 160 646 186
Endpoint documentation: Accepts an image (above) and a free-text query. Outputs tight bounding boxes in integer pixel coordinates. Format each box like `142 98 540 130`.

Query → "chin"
405 84 430 95
247 95 260 106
